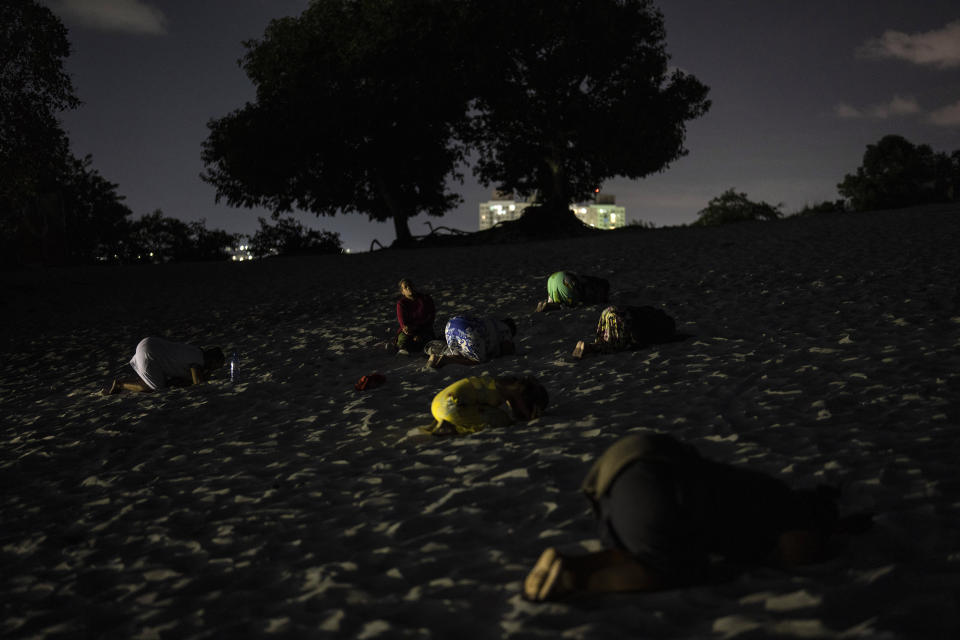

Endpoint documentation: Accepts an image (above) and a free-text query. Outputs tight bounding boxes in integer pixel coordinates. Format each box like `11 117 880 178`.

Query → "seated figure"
427 315 517 368
523 432 871 601
536 271 610 312
103 337 225 395
393 278 436 354
573 305 676 359
423 375 548 435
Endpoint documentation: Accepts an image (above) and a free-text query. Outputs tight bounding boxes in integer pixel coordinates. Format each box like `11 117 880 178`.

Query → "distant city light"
478 192 625 231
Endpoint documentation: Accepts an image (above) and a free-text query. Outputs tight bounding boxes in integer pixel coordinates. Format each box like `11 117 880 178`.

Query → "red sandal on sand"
354 373 386 391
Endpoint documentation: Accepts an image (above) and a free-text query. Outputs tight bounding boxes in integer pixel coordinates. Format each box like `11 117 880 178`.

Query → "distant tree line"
694 134 960 226
107 213 342 264
1 0 341 267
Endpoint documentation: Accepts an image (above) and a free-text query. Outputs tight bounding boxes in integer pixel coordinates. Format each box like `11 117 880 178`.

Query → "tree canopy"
1 0 80 264
0 0 79 207
202 0 710 244
127 210 239 263
466 0 711 218
693 189 782 226
0 1 250 267
838 134 959 212
202 0 470 245
248 216 342 258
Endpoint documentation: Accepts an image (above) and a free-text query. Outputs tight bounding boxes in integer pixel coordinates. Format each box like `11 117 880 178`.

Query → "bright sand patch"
2 205 960 638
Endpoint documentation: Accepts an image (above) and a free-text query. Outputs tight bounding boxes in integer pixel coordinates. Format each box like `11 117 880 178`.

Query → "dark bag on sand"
625 306 676 345
580 275 611 304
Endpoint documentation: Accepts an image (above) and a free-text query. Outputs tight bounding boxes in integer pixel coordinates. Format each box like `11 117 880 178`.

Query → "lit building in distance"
478 191 626 230
478 190 530 230
572 193 626 230
230 243 256 261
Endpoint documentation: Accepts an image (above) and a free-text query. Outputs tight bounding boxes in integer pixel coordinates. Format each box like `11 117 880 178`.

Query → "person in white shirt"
103 337 225 395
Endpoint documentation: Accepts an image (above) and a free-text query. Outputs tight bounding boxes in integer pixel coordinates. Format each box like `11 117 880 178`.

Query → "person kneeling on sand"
103 337 225 395
524 432 872 601
392 278 436 355
427 315 517 368
573 305 676 359
422 375 548 435
536 270 610 312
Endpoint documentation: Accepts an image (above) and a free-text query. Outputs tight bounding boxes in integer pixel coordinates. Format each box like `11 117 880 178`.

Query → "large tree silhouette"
1 0 79 263
838 134 959 211
202 0 710 244
467 0 710 224
1 0 145 265
202 0 469 246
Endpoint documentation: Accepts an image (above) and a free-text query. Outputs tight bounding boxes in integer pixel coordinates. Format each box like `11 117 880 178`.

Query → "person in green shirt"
536 270 610 312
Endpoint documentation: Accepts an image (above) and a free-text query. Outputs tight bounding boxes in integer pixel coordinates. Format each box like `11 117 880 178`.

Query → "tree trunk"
519 156 586 235
538 156 571 216
392 213 413 246
374 170 414 246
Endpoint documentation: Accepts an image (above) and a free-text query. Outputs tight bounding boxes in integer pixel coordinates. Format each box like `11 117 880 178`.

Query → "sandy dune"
2 205 959 638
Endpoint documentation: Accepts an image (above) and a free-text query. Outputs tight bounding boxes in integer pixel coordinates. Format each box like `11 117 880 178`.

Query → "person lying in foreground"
391 278 436 355
524 432 872 601
573 305 676 359
103 337 225 395
427 315 517 368
422 375 548 435
536 270 610 312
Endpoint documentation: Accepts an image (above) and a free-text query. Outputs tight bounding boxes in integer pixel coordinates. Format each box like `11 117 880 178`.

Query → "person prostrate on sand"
573 305 676 359
422 375 548 435
103 337 225 395
392 278 436 355
536 270 610 312
524 432 871 601
427 315 517 368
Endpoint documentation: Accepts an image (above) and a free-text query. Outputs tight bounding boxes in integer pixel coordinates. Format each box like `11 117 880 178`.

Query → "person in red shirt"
394 278 436 354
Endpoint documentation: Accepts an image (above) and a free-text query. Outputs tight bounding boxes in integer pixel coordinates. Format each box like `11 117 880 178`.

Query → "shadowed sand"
2 205 960 638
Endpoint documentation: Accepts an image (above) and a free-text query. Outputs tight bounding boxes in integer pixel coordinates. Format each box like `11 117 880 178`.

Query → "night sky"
43 0 960 252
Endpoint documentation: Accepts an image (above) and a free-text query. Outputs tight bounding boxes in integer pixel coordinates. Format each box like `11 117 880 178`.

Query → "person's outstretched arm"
428 353 479 368
536 300 562 312
396 299 411 334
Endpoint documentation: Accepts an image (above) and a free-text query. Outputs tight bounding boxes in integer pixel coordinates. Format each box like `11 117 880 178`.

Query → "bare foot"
535 300 549 313
523 548 575 601
427 354 444 368
572 340 587 359
102 378 122 396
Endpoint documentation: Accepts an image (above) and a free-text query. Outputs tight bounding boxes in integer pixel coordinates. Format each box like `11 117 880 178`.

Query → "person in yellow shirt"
423 375 548 435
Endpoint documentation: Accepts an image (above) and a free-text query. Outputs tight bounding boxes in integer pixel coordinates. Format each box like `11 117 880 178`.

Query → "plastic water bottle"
229 351 240 384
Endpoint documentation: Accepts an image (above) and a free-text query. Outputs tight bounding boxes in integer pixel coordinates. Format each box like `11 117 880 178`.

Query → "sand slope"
2 205 960 638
